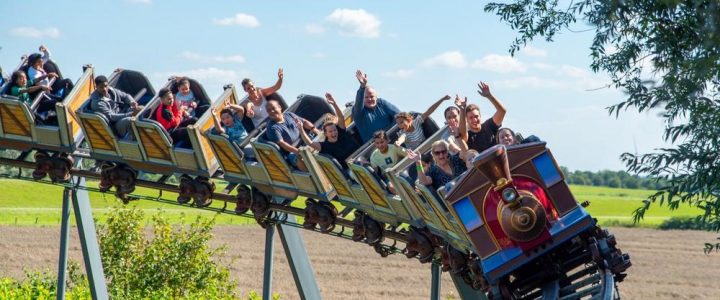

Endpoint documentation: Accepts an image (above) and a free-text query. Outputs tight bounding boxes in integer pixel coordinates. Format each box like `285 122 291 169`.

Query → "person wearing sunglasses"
409 139 469 192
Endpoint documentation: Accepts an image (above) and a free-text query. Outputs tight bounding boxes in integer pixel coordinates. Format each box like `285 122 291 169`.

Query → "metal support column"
430 263 441 300
71 177 108 299
276 214 322 300
450 274 488 300
262 225 276 300
56 188 72 300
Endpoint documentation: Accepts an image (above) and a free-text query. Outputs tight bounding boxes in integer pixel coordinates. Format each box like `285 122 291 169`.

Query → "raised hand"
39 45 47 52
477 81 492 98
355 70 368 86
454 94 467 108
245 103 255 118
325 92 336 106
406 149 421 162
278 68 284 80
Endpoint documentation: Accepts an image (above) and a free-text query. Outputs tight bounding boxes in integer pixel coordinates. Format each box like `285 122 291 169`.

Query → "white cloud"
312 52 326 59
471 54 526 73
325 9 381 38
421 51 467 69
127 0 151 4
180 51 245 63
558 65 589 78
521 46 547 57
305 24 325 35
531 62 555 71
213 13 260 27
9 27 60 39
382 69 415 78
494 76 568 89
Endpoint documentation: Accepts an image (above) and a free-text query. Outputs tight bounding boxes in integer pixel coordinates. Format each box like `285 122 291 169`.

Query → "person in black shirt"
457 81 507 153
297 92 361 170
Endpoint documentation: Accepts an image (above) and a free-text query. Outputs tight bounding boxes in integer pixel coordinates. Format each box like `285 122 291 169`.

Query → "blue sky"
0 0 668 172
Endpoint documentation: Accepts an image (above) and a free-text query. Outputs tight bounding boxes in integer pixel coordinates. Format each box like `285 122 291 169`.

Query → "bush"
0 262 90 299
0 207 271 299
98 206 238 299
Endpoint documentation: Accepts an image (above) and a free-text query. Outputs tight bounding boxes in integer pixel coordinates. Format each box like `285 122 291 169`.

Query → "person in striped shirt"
394 94 452 149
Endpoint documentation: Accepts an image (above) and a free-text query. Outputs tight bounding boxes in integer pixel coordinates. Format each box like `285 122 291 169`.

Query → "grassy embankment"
0 178 704 227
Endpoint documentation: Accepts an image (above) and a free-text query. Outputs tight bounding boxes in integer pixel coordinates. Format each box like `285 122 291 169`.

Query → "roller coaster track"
0 156 409 249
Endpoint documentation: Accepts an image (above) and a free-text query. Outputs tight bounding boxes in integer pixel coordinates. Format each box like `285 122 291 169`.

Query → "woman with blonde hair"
408 139 469 191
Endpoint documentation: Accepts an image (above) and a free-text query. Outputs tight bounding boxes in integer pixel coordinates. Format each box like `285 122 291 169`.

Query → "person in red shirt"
154 87 196 147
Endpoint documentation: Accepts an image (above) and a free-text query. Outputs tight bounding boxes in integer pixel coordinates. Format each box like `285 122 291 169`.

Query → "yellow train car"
0 64 93 154
386 126 474 252
75 69 155 164
204 90 291 195
131 77 220 177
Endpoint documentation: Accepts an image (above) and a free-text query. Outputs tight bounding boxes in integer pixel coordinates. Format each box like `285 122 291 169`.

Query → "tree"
486 0 720 230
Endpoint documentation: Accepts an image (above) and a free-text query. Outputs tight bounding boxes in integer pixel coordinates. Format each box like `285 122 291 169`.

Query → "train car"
385 126 475 253
130 76 220 177
75 69 156 165
0 62 95 182
205 93 330 199
336 114 439 226
444 143 631 299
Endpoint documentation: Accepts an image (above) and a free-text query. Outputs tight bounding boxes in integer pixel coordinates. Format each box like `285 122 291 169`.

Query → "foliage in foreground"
486 0 720 231
0 207 277 299
98 206 237 299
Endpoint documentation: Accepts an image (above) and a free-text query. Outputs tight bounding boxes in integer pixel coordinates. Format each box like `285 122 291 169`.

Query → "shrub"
97 206 238 299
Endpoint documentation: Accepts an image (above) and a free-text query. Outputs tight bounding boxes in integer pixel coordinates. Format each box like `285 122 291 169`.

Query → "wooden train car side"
0 65 94 153
131 77 221 177
75 69 155 163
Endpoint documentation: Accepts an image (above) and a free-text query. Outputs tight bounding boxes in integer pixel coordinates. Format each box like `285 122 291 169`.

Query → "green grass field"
0 178 704 228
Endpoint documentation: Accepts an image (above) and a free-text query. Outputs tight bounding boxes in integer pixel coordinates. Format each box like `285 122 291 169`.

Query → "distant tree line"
560 167 664 190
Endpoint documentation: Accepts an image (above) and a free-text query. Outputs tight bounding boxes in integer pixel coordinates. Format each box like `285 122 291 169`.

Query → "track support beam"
56 177 108 300
431 263 441 300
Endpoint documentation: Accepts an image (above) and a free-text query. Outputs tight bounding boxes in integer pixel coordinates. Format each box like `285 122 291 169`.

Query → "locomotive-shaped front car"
445 143 631 299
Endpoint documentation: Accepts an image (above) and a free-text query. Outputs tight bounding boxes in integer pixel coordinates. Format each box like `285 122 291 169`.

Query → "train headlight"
501 187 518 203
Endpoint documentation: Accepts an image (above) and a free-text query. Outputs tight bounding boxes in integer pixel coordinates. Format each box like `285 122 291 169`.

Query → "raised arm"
295 119 321 151
478 81 506 126
260 68 284 96
39 45 51 64
226 104 245 116
325 92 346 129
421 95 451 121
211 109 225 135
408 150 432 186
456 95 469 142
352 70 368 117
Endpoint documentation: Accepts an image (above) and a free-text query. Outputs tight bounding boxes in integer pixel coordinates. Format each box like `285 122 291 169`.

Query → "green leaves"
97 206 238 299
487 0 720 232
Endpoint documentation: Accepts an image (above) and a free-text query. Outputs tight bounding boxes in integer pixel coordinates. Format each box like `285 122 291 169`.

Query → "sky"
0 0 670 172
